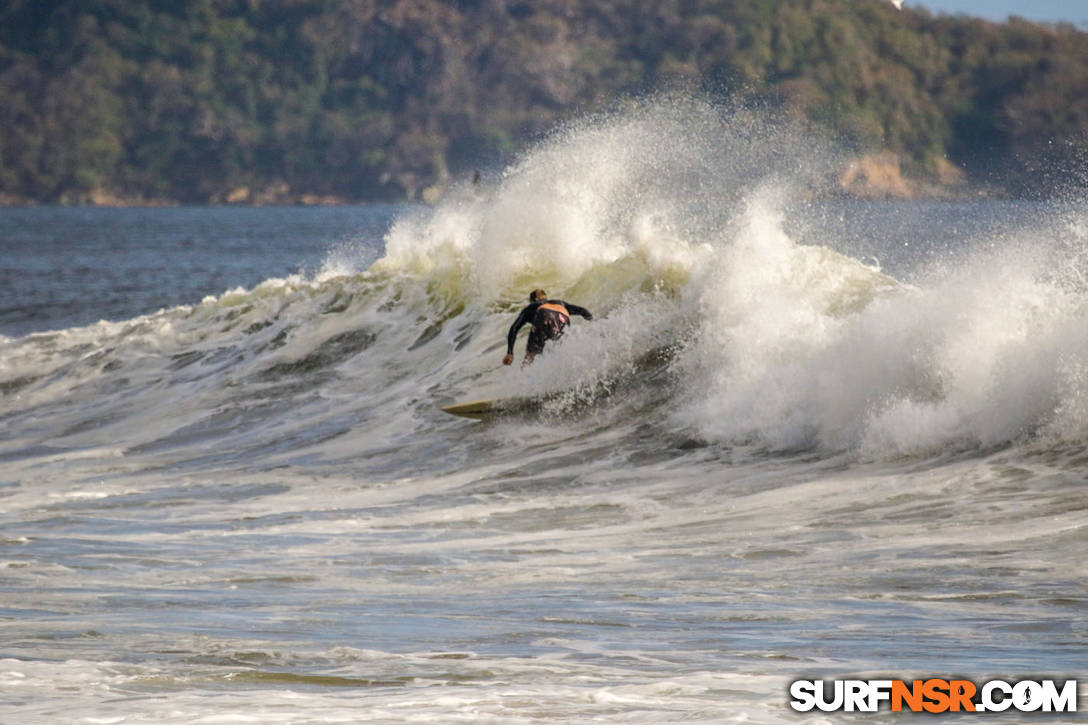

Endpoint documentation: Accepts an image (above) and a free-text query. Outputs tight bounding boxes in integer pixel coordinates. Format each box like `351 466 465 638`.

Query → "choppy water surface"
1 100 1086 722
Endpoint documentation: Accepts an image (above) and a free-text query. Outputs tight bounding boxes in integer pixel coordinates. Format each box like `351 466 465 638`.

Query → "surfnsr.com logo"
789 679 1078 713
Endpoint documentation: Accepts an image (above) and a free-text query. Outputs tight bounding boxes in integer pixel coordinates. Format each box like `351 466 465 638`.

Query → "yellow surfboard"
440 399 497 420
440 397 540 420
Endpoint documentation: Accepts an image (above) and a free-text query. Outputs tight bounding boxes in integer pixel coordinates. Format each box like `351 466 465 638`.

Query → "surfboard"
440 399 497 420
440 397 539 420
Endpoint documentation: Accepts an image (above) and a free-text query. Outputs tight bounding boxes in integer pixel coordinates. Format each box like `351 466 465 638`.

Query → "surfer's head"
530 288 547 302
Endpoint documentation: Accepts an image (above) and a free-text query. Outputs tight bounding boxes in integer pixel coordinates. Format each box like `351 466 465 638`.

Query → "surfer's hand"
502 353 514 366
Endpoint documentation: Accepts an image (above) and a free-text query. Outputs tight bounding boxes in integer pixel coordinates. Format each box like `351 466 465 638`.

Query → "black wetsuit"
506 300 592 356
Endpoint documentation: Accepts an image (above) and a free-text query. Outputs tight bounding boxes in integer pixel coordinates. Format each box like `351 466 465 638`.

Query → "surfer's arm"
506 305 535 354
564 303 593 321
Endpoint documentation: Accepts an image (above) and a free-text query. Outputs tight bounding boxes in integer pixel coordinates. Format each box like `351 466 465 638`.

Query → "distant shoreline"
0 153 1008 208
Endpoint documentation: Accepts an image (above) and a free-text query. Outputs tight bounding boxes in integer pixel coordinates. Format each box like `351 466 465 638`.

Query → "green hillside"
1 0 1085 204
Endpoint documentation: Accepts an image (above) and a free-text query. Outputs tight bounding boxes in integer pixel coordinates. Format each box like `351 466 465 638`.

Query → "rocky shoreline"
0 153 996 207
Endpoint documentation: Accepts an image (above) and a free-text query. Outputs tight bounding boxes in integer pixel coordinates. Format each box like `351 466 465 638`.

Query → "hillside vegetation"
1 0 1086 204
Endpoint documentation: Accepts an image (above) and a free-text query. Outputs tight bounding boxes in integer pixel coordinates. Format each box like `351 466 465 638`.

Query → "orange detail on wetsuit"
528 303 570 354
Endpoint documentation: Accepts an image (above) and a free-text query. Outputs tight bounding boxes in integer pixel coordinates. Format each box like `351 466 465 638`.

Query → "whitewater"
1 99 1086 722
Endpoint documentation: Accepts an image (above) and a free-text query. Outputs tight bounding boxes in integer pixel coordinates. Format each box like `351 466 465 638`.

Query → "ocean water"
1 100 1086 723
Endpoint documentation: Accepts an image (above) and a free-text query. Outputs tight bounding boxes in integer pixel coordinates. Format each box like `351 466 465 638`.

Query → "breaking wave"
4 97 1088 465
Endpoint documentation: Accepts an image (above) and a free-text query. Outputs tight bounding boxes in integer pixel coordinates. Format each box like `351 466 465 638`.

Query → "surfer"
503 289 592 366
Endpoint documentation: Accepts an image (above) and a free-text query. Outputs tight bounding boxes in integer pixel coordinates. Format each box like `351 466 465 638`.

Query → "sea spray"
679 193 1088 457
370 96 835 308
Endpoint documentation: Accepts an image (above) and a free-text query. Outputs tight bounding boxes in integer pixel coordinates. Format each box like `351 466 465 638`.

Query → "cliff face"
0 1 1085 204
840 154 915 199
838 153 968 199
